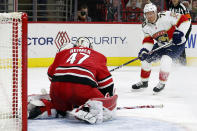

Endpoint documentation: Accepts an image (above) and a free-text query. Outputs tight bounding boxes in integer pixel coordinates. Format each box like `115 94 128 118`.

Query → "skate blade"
131 88 147 92
153 92 159 95
153 91 163 95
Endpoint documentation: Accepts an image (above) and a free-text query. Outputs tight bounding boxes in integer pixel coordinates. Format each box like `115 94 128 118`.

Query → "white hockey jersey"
142 11 190 51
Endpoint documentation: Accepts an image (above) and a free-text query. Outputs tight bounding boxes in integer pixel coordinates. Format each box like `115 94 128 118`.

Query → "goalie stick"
110 42 173 72
117 104 164 110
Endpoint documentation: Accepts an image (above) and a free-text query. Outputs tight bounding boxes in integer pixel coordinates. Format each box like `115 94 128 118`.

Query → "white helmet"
143 3 157 14
76 37 92 48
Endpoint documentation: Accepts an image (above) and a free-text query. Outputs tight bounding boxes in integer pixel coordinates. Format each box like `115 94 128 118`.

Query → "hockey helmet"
143 3 157 23
76 37 92 48
143 3 157 14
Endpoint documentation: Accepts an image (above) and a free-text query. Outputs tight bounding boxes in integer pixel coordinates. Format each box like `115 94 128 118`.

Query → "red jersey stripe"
176 14 188 27
143 36 154 44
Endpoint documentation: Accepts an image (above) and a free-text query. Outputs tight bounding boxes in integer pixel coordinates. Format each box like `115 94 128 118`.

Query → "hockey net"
0 12 27 131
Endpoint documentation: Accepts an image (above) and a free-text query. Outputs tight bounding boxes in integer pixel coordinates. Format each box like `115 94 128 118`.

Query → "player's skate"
132 81 148 90
153 82 165 94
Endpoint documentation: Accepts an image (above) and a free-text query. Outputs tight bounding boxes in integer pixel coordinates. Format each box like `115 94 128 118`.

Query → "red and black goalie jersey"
48 46 114 96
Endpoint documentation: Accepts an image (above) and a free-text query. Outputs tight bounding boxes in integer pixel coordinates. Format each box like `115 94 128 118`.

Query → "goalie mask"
76 37 92 48
143 3 157 23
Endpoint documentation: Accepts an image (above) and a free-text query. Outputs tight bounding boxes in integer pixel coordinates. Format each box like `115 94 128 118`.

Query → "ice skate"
132 81 148 90
153 82 165 95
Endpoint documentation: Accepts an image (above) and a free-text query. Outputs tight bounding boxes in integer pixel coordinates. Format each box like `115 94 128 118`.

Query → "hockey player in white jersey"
131 3 190 93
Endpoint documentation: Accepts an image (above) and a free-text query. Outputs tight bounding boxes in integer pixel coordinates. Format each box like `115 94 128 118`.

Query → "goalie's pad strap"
40 99 54 116
90 95 118 111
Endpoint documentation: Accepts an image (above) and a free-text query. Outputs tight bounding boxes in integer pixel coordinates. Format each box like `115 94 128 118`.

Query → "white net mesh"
0 12 24 131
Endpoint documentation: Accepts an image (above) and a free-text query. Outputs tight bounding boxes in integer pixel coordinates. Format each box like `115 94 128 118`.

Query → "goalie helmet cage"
0 12 27 131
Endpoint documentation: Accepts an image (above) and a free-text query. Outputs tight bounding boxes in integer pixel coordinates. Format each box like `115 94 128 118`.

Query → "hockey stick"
109 42 172 72
117 104 164 110
109 57 139 72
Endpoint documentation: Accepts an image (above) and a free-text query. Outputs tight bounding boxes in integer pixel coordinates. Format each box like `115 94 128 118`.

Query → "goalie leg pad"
72 100 103 124
103 107 116 122
39 99 54 116
28 93 58 119
91 94 118 111
28 106 42 119
90 95 118 122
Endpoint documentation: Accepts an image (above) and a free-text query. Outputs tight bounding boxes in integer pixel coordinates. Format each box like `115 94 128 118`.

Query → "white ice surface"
28 65 197 131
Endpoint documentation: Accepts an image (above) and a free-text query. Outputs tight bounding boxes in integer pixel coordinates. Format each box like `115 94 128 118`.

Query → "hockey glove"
172 30 184 45
138 48 149 61
71 100 103 124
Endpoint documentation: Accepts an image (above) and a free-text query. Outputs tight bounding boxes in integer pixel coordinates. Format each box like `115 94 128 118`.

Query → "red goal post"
0 12 27 131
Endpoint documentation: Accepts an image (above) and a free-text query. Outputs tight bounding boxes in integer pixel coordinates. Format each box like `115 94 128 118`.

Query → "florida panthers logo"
152 30 169 44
